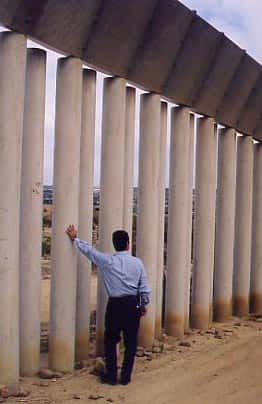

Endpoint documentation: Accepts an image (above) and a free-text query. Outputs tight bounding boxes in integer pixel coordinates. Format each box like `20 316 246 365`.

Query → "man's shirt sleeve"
74 238 113 270
138 262 151 306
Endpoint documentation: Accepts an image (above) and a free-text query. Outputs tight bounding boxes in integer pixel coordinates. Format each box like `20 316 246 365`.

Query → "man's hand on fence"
66 224 78 242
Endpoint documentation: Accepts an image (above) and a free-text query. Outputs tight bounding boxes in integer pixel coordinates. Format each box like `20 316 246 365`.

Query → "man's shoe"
99 371 117 386
119 377 130 386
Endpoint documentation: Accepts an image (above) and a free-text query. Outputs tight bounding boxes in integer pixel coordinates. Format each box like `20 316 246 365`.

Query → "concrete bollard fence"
0 27 261 388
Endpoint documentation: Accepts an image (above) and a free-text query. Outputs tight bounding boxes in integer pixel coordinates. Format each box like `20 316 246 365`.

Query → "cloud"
182 0 262 63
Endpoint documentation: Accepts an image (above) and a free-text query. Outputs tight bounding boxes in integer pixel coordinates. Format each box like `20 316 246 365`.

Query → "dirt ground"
29 261 262 404
34 257 262 404
6 316 262 404
23 226 262 404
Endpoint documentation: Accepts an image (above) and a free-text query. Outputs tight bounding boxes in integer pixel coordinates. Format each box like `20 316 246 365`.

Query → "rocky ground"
2 316 262 404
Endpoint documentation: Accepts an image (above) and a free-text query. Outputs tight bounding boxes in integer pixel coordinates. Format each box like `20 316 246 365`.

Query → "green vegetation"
42 237 51 256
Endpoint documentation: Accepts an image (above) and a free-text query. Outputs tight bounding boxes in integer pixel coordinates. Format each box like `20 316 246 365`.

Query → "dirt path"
14 318 262 404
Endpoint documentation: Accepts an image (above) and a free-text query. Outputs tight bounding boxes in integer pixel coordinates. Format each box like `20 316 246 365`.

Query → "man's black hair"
112 230 129 251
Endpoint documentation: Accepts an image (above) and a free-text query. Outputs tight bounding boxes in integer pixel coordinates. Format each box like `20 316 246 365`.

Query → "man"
66 225 151 386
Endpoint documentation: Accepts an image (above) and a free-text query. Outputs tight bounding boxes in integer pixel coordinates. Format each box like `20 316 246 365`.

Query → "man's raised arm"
66 224 113 270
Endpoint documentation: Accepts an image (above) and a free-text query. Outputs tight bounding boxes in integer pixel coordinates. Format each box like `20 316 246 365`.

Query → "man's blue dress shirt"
74 238 151 305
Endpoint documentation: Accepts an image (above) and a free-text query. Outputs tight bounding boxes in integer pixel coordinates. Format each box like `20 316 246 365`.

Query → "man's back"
74 238 150 300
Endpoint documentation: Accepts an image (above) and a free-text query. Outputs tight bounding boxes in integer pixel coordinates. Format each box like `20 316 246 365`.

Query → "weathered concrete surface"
96 77 126 356
0 0 261 138
155 101 167 339
250 143 262 314
137 93 161 348
20 48 46 376
0 31 26 387
75 69 96 361
49 57 83 372
184 113 194 331
213 128 236 322
233 136 254 317
165 107 191 337
123 87 136 245
191 117 217 329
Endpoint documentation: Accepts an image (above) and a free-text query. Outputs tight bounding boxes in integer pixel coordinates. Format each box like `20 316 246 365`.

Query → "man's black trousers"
104 295 141 383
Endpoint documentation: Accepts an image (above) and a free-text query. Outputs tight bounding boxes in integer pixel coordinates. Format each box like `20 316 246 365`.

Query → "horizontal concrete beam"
0 0 261 136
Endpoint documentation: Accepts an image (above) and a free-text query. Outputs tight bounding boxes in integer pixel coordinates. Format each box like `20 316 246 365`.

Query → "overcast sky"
23 1 262 185
183 0 262 63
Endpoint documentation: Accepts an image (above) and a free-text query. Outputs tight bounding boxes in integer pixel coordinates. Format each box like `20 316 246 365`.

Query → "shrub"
42 237 51 256
43 215 52 228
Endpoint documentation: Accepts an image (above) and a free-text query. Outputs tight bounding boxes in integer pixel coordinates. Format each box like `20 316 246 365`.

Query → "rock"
205 329 215 335
52 371 63 379
0 386 30 399
255 318 262 323
179 341 191 347
88 394 104 400
251 314 262 319
92 357 105 376
153 339 162 348
163 344 174 351
0 389 4 397
223 328 234 333
75 362 83 370
143 350 153 360
16 387 30 398
83 359 93 368
242 316 251 321
214 329 224 339
107 399 114 402
73 394 81 399
0 388 10 399
184 329 194 336
152 346 162 353
38 368 55 379
75 359 92 370
136 346 144 357
198 330 205 336
40 381 49 387
161 333 168 342
233 322 241 327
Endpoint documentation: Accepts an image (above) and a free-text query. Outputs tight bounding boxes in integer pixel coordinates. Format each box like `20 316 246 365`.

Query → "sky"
1 1 262 185
182 0 262 64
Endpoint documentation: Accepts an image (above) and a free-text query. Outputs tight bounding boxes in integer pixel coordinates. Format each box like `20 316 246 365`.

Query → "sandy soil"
11 317 262 404
33 227 262 404
37 257 262 404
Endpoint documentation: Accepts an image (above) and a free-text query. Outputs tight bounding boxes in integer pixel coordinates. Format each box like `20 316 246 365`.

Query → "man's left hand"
141 305 147 316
